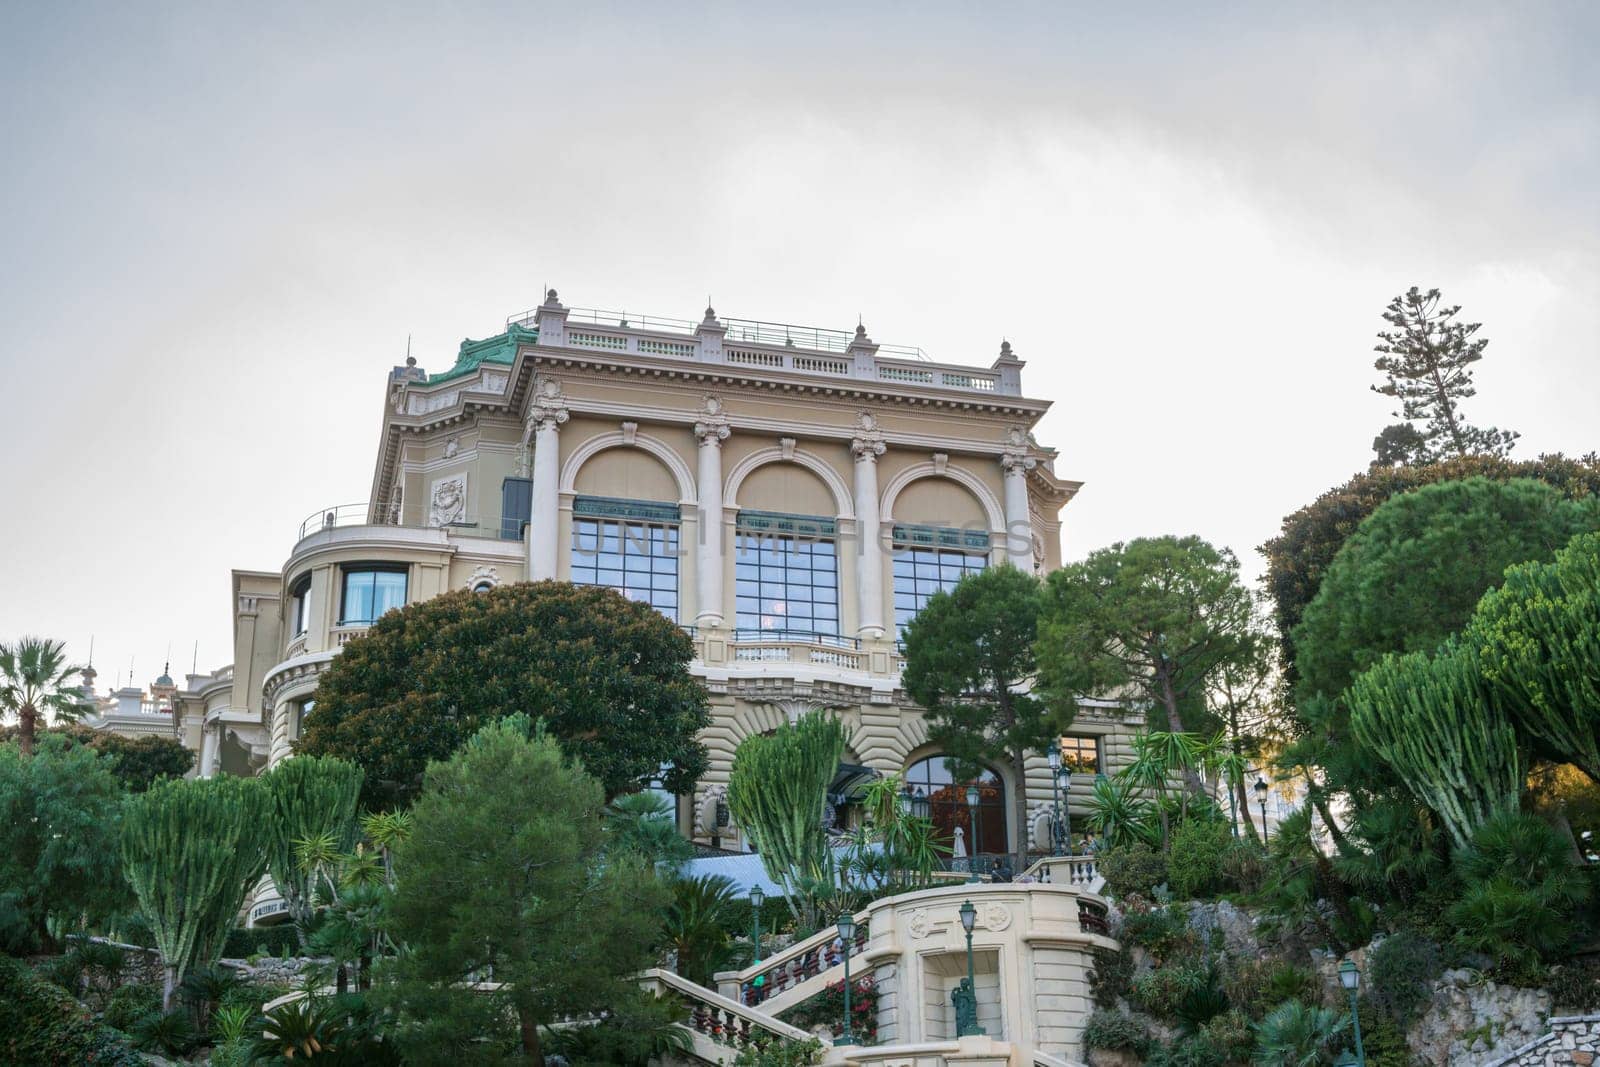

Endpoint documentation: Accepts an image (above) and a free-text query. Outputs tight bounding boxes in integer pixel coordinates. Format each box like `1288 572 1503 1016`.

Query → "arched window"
570 497 681 621
902 755 1006 861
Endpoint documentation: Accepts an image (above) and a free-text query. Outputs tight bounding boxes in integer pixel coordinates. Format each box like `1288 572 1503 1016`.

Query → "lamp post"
1253 777 1270 844
1339 958 1365 1067
750 885 766 990
965 783 982 882
835 912 858 1046
954 899 986 1036
1047 746 1064 856
899 783 913 817
911 786 930 819
1060 765 1073 855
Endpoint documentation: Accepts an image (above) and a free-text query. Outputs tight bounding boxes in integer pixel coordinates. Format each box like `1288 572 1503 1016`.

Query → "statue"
952 977 984 1036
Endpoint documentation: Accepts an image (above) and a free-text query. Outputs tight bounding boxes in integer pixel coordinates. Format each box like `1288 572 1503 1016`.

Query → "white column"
528 409 566 580
1002 453 1036 570
694 418 729 626
198 724 217 778
853 435 886 638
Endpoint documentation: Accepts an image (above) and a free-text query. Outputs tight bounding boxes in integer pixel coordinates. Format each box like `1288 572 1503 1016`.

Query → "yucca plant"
1086 774 1156 850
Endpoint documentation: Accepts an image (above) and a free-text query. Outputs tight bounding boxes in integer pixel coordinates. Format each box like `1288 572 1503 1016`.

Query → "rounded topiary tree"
299 581 710 809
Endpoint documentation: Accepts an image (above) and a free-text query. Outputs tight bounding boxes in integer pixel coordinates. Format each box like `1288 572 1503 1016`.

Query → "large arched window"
570 497 681 621
903 755 1006 861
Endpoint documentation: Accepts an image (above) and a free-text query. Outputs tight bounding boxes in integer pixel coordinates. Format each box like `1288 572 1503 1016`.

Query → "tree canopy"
902 564 1049 869
380 716 666 1065
299 581 710 809
1037 537 1259 798
1260 451 1600 682
0 724 195 792
0 637 85 758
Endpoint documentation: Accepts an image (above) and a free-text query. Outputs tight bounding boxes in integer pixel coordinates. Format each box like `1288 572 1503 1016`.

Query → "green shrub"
1221 840 1267 895
0 956 143 1066
222 923 300 959
1198 1008 1254 1062
1223 958 1324 1020
1118 896 1197 963
1356 1000 1415 1067
732 1037 825 1066
1089 944 1135 1009
129 1009 199 1057
1082 1009 1151 1053
1100 843 1169 899
1254 999 1349 1066
1548 960 1600 1012
1131 962 1210 1020
101 982 161 1032
1368 930 1443 1025
1448 812 1592 972
1169 818 1235 900
1144 1036 1228 1067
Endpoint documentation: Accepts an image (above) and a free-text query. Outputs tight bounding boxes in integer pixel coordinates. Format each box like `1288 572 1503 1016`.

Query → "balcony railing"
731 630 864 670
296 503 528 545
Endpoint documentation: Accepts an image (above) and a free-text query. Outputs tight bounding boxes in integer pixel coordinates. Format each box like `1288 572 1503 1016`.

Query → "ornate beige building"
174 290 1142 863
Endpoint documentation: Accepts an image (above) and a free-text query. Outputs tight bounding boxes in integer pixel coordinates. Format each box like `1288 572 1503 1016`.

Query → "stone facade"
1486 1015 1600 1067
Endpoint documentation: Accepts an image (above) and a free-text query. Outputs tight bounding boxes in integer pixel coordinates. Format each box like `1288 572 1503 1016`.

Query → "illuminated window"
903 755 1007 858
570 497 680 621
1059 735 1102 776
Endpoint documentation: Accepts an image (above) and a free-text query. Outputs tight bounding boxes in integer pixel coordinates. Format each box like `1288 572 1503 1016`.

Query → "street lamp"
911 786 930 819
954 900 986 1037
899 783 914 816
835 912 858 1046
1253 777 1270 844
1060 765 1073 855
1047 745 1064 856
965 783 982 882
1339 958 1365 1066
749 885 766 991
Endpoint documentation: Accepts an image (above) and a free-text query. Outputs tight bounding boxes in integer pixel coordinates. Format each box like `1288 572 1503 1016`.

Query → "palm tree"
0 637 87 757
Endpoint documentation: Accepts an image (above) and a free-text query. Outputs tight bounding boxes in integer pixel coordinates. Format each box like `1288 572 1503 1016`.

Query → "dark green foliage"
380 716 668 1062
1082 1009 1151 1053
1367 931 1443 1025
129 1008 199 1057
1168 818 1235 900
1254 999 1349 1066
1447 812 1592 971
1038 537 1258 797
101 982 161 1032
1118 896 1198 964
1131 962 1211 1019
1089 944 1135 1009
1144 1035 1229 1067
1173 963 1230 1033
664 874 747 985
300 581 711 808
0 955 144 1066
607 791 694 869
1260 452 1600 685
262 754 363 932
731 1037 826 1066
542 989 693 1066
902 564 1049 868
1219 841 1267 895
1099 843 1168 900
1355 1000 1417 1067
0 724 195 791
1223 958 1323 1021
222 924 301 959
1470 530 1600 781
0 737 128 953
1197 1008 1254 1063
1295 477 1598 732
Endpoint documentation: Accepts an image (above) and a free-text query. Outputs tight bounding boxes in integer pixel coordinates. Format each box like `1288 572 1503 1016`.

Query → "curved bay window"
734 511 839 639
903 755 1007 861
288 575 311 637
570 497 680 621
340 566 406 625
891 524 989 639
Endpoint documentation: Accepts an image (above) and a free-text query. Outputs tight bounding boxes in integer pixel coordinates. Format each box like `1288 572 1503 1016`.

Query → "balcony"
730 630 864 671
296 503 528 545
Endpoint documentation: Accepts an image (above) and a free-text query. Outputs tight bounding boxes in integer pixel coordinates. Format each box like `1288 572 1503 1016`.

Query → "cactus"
726 710 845 920
121 775 271 1009
1348 643 1521 850
1469 531 1600 783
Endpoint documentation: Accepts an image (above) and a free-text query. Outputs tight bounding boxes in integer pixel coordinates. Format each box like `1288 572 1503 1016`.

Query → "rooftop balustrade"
294 502 529 547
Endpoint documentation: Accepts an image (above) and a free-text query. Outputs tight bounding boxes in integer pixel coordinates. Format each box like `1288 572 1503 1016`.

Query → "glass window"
891 540 987 638
289 576 311 637
903 756 1007 860
570 513 679 622
734 519 839 638
1059 735 1102 776
341 567 407 625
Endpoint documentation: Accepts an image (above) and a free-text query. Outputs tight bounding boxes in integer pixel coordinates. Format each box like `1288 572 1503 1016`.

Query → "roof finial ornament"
544 287 561 306
405 333 416 368
1000 339 1013 357
703 296 717 323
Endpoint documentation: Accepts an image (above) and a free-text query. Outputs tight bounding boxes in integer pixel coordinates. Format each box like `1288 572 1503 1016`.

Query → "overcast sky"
2 3 1595 693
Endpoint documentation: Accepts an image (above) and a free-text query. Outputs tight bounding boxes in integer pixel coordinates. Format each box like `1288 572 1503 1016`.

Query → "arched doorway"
902 755 1007 863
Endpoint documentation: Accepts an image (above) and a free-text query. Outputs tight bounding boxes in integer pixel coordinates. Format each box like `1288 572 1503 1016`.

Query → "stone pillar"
526 379 569 581
852 417 887 639
694 399 730 627
1001 451 1036 571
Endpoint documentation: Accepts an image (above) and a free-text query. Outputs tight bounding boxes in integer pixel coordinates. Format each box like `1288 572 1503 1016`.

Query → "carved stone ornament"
696 785 729 836
851 411 886 461
430 475 467 527
1001 451 1037 475
908 909 930 939
465 565 500 591
982 902 1012 932
443 436 460 458
779 437 797 460
526 376 571 436
695 396 731 445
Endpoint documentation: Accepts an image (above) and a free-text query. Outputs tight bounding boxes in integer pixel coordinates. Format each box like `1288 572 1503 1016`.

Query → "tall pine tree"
1371 286 1518 465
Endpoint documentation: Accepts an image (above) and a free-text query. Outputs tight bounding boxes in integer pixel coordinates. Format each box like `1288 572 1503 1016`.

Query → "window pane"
891 541 988 640
570 513 679 623
733 527 839 636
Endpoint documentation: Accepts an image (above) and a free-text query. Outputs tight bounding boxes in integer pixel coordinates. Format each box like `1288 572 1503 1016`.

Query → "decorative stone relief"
982 903 1012 932
695 395 731 444
443 436 460 458
525 376 571 436
429 475 467 527
695 784 729 837
907 909 930 939
465 565 500 591
851 411 886 461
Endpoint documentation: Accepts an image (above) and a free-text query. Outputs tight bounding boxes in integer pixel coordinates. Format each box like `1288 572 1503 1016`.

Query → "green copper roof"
428 322 537 384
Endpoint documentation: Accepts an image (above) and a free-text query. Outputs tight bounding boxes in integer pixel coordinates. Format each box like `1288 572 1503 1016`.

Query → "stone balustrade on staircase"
714 907 872 1015
639 967 811 1063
